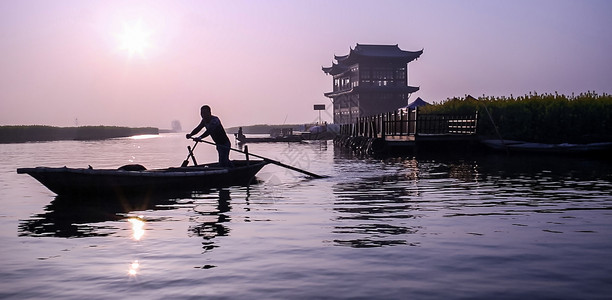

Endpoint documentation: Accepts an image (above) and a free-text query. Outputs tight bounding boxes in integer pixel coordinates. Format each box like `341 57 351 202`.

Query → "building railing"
339 108 478 138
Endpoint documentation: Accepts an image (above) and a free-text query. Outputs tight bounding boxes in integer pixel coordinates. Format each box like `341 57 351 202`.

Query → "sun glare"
128 217 146 241
128 260 140 276
116 20 152 58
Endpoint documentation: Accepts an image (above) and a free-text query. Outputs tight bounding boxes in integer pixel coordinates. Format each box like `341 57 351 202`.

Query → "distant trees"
0 126 158 143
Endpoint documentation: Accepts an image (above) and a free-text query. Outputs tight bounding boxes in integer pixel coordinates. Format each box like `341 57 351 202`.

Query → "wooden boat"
17 160 268 196
481 139 612 154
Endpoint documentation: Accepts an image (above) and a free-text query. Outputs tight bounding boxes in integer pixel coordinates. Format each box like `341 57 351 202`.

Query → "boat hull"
17 160 268 196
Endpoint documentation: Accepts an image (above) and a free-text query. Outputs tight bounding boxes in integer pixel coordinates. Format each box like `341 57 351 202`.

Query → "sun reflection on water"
127 217 145 277
129 134 159 140
128 260 140 276
128 216 145 241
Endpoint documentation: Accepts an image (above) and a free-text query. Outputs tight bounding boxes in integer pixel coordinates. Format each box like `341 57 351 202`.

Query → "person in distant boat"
186 105 232 167
235 127 246 141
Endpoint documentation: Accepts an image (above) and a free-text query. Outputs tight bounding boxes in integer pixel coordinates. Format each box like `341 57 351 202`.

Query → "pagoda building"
322 44 422 124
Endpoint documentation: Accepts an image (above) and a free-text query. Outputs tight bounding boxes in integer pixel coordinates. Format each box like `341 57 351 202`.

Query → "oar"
181 140 199 167
194 139 327 179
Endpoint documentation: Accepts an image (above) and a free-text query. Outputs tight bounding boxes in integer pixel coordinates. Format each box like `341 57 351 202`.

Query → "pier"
334 108 479 155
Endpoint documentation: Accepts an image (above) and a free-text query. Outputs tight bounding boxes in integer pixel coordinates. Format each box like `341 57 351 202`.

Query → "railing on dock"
339 108 478 139
417 113 479 135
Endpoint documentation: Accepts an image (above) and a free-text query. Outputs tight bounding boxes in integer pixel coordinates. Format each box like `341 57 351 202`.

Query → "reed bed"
420 92 612 143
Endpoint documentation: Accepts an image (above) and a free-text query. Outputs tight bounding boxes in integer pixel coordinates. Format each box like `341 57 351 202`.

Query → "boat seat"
118 164 147 171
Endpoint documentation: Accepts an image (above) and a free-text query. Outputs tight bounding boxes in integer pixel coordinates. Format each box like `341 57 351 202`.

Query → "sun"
116 20 152 58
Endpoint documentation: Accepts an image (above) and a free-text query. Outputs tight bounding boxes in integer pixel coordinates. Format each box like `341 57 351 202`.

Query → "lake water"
1 133 611 299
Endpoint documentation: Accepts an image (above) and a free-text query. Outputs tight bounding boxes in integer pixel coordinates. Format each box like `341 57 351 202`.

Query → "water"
1 133 611 299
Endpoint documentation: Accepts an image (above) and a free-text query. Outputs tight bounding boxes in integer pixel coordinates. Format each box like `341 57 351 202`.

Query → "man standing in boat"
186 105 232 167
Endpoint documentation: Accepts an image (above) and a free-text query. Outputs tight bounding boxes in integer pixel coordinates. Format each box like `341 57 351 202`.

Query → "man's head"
200 105 212 120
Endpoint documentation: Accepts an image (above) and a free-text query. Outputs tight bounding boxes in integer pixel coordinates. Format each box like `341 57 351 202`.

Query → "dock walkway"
335 108 479 155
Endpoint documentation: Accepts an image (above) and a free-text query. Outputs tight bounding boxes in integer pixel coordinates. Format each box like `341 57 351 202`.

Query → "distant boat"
17 160 268 196
236 134 303 144
236 127 303 144
481 139 612 154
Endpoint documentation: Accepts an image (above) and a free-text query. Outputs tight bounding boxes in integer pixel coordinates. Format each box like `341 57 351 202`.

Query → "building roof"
321 63 348 76
339 44 423 60
405 97 429 109
323 44 423 75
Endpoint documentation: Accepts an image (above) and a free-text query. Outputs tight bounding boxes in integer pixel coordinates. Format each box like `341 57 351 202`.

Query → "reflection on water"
129 134 160 140
128 217 145 241
331 155 486 248
331 153 612 248
19 194 177 238
128 260 140 276
18 189 227 238
19 187 240 270
5 136 612 299
189 188 233 254
332 173 421 248
127 218 144 277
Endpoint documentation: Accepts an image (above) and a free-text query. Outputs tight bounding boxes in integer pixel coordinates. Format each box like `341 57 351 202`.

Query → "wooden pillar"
244 145 250 165
414 107 419 135
474 110 479 134
399 110 404 136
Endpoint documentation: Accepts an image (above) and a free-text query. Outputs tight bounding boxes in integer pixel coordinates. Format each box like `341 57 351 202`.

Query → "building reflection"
331 157 481 248
332 174 421 248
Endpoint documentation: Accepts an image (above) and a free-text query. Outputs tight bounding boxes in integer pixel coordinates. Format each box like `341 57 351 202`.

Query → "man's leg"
217 144 231 167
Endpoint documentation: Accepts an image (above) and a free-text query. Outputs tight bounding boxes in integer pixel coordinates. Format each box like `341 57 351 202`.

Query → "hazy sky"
1 0 610 129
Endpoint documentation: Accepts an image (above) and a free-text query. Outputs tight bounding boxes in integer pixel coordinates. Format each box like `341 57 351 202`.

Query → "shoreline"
0 125 159 143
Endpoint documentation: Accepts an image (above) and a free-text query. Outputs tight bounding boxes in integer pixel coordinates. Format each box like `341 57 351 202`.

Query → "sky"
1 0 611 129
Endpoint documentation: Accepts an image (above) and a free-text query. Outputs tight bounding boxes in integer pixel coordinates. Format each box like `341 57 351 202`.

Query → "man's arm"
186 120 205 139
197 117 221 139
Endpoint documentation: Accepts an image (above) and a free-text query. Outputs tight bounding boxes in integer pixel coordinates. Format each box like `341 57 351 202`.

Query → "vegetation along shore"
0 125 158 143
420 92 612 144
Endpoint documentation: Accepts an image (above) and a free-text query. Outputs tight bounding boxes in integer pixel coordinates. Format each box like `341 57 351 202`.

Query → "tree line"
0 125 158 143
